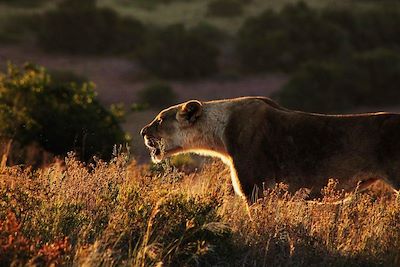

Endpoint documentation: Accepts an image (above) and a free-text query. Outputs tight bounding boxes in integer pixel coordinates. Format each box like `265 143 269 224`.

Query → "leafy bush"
0 0 47 7
0 14 39 43
207 0 245 17
275 49 400 113
0 63 128 161
48 69 89 86
189 22 226 45
322 6 400 51
120 0 197 9
0 212 71 266
137 24 219 79
138 82 178 108
274 61 356 113
37 0 145 54
237 2 349 72
236 2 400 73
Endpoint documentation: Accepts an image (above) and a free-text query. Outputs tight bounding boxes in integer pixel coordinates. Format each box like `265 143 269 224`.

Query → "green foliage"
137 24 219 79
207 0 245 17
321 6 400 51
274 61 355 113
275 49 400 113
37 0 145 54
189 22 226 45
0 63 127 160
138 82 178 108
237 2 349 72
0 14 39 43
118 0 197 10
48 69 88 86
237 2 400 72
0 0 48 7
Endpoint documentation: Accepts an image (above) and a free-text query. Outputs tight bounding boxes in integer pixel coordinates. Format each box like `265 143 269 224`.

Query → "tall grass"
0 152 399 266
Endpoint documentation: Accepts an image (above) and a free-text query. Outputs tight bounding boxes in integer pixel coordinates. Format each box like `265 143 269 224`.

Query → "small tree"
207 0 244 17
38 0 145 54
275 49 400 113
137 24 219 79
0 63 128 161
236 2 349 72
138 82 178 108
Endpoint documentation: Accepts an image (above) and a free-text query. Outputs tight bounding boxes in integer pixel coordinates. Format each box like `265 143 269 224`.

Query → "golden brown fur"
140 96 400 202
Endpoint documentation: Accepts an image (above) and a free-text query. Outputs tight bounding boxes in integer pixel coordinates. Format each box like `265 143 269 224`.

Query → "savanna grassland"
1 151 399 266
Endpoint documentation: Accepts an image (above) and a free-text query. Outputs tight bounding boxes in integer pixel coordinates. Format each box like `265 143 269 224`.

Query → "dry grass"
0 152 399 266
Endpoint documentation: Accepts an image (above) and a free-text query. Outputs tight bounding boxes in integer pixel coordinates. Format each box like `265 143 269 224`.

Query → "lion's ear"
177 100 203 124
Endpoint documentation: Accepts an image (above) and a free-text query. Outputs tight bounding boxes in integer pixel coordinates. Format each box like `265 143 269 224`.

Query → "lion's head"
140 100 203 162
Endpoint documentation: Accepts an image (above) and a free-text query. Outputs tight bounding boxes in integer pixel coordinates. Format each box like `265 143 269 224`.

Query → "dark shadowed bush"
121 0 197 10
0 0 48 7
275 49 400 113
0 63 128 161
138 82 178 108
274 61 356 113
48 69 89 86
0 14 39 43
322 6 400 51
237 2 400 73
236 2 349 72
137 24 219 79
207 0 245 17
37 0 145 54
189 22 226 45
352 49 400 105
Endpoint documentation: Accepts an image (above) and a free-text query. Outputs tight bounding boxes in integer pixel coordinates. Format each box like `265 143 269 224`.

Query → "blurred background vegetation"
0 0 400 162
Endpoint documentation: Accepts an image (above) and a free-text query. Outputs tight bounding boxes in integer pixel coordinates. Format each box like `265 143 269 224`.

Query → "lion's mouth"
144 136 162 157
143 136 182 162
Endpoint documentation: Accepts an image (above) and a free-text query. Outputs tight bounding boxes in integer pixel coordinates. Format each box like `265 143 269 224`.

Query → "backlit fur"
141 97 400 202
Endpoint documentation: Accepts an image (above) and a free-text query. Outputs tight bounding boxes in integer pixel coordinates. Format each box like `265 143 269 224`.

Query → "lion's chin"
150 146 183 163
151 153 163 163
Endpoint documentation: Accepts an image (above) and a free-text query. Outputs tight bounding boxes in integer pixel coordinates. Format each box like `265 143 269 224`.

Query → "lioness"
140 96 400 201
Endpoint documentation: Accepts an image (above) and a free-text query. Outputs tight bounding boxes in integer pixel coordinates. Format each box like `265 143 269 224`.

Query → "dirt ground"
0 43 287 160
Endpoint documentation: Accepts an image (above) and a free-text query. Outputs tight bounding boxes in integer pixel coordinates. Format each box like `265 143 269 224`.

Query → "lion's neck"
178 102 231 157
197 102 231 152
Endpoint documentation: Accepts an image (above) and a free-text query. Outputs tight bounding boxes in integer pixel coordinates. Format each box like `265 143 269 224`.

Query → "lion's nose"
140 126 148 137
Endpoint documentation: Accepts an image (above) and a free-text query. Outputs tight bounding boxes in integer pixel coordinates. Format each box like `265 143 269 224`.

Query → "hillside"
0 0 387 36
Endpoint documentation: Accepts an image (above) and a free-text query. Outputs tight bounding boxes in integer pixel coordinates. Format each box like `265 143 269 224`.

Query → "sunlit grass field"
1 151 399 266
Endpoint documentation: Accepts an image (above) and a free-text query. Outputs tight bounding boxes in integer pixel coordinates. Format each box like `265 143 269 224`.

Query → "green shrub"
207 0 245 17
37 0 145 54
137 24 219 79
0 63 128 161
274 61 356 113
352 49 400 105
350 7 400 51
322 6 400 51
275 49 400 113
189 22 226 45
0 14 39 43
120 0 197 10
0 0 47 7
138 82 178 108
236 2 349 72
48 69 88 86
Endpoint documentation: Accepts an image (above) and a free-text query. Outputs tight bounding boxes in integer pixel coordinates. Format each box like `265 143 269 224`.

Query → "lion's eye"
155 119 163 128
